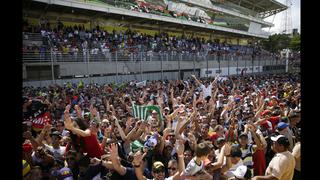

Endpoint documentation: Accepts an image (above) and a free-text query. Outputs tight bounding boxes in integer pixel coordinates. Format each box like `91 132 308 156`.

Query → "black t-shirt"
123 167 137 180
178 83 184 91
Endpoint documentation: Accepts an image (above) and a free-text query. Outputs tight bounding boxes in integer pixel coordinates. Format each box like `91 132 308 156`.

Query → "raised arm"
173 139 185 180
220 142 233 173
64 113 91 137
211 73 220 86
109 143 127 175
100 127 111 148
248 124 263 150
104 97 111 112
133 151 148 180
35 123 52 148
254 98 266 120
74 105 82 118
114 116 127 141
211 143 227 170
191 74 201 86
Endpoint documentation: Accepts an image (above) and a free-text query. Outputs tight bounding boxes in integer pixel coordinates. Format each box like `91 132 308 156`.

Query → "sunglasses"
153 169 165 174
168 167 177 171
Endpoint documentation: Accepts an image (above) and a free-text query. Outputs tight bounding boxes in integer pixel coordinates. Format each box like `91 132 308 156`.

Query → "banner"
132 104 163 121
31 111 51 131
136 80 147 87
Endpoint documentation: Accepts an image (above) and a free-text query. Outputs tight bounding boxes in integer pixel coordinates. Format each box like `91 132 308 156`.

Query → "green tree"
289 34 300 51
261 33 291 53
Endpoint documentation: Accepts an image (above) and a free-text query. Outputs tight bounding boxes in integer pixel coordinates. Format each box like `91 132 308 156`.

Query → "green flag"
132 104 163 121
78 80 84 88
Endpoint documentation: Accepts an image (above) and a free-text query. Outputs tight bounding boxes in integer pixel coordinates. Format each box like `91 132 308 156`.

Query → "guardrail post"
50 49 55 84
116 51 118 84
258 55 261 74
244 55 246 75
252 55 254 74
179 53 182 80
236 54 239 76
192 53 195 76
218 53 221 73
140 51 142 81
227 54 230 76
86 49 90 84
206 54 208 78
161 52 163 81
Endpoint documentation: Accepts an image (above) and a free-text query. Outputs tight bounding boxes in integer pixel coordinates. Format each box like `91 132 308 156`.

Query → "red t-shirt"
82 133 104 158
268 116 280 132
260 120 272 131
253 149 266 176
210 133 219 143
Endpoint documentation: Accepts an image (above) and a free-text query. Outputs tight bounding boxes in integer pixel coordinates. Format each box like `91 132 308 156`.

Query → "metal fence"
22 50 276 63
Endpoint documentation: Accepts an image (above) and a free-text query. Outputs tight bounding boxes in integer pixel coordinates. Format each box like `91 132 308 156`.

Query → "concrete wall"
24 58 284 77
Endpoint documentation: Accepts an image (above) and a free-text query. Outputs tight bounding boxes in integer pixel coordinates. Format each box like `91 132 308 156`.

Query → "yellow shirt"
266 151 295 180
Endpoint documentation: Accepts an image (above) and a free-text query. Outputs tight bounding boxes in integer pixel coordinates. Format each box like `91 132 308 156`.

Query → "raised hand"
90 157 101 166
64 116 74 130
65 104 71 112
224 142 232 156
175 139 185 156
109 143 119 161
132 150 147 165
43 124 52 132
163 128 172 139
170 88 174 94
187 133 196 144
104 126 112 138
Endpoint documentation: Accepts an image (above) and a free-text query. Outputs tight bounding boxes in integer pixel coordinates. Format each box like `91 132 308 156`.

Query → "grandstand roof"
226 0 287 18
28 0 270 38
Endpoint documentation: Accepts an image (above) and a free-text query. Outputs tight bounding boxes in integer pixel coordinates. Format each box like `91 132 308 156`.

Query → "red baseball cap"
23 143 33 153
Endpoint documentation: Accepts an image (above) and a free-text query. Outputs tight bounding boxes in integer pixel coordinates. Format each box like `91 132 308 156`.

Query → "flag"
78 80 84 88
136 80 147 88
66 82 72 88
132 104 163 121
30 111 51 132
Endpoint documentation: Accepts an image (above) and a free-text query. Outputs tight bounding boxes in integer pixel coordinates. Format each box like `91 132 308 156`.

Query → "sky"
262 0 300 34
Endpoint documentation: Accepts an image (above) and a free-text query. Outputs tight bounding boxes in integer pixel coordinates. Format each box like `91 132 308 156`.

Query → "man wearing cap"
276 122 294 151
252 135 295 180
44 131 66 161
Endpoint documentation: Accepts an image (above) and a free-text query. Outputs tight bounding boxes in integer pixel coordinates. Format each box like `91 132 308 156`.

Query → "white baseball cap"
231 165 248 179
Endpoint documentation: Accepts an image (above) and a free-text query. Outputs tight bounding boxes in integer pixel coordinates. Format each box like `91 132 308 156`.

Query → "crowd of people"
22 72 301 180
23 19 267 62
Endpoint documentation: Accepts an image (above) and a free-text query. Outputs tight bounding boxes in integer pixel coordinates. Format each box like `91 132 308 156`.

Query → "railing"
22 50 275 63
22 32 44 41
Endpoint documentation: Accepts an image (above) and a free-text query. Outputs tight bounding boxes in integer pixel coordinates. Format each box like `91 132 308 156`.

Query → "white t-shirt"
225 159 244 178
148 178 172 180
292 142 300 171
184 158 204 176
44 144 66 160
31 152 42 164
200 84 213 98
265 151 295 180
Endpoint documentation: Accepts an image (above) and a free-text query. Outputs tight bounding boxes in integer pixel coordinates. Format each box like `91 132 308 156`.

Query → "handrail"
22 51 279 63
